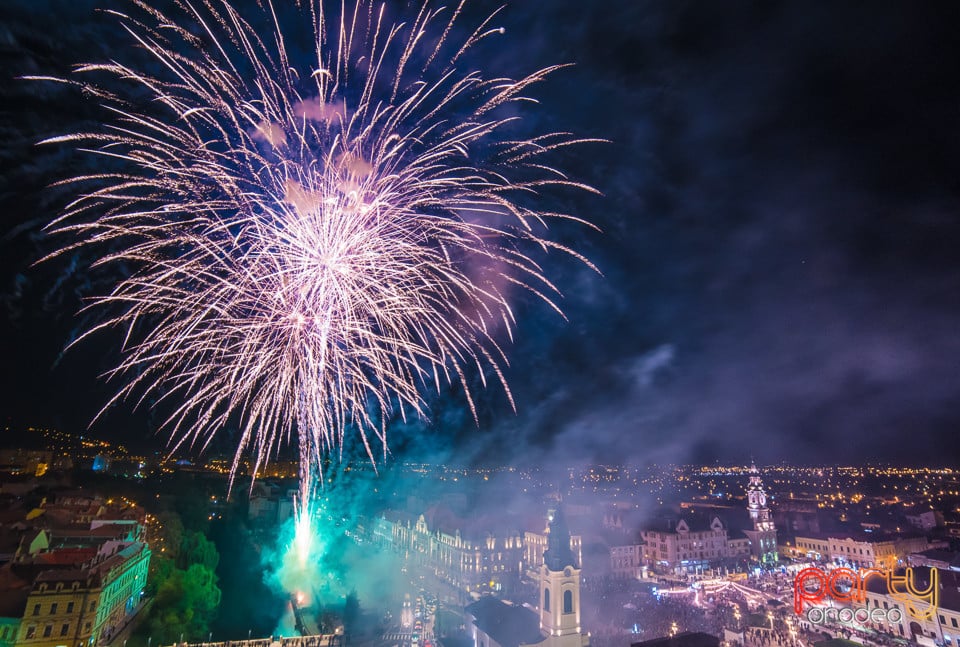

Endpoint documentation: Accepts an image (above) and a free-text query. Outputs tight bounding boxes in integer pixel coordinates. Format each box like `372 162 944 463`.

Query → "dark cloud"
1 0 959 467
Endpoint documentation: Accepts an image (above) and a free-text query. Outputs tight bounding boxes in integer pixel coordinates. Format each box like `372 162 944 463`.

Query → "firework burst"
33 0 598 500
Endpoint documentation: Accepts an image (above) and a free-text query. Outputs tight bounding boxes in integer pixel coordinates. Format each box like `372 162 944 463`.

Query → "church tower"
745 461 778 565
539 507 587 647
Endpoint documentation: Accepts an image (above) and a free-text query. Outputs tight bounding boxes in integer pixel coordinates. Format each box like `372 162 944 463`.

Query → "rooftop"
466 597 545 647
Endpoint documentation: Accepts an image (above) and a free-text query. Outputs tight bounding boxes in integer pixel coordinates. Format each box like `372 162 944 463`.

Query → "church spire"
744 459 778 565
544 506 577 571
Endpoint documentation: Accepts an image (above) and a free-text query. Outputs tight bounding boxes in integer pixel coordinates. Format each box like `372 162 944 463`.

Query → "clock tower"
745 461 778 565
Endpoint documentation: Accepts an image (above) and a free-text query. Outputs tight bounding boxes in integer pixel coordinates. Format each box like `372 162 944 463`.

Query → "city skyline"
2 0 960 470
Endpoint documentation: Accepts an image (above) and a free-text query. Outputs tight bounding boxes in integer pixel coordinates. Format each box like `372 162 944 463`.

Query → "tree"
146 554 175 596
139 529 221 644
144 563 221 642
178 530 219 571
181 564 221 621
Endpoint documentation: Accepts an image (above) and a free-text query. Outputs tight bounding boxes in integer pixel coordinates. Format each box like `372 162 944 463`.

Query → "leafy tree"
144 564 221 642
181 564 221 618
178 530 219 571
146 554 175 596
139 529 221 644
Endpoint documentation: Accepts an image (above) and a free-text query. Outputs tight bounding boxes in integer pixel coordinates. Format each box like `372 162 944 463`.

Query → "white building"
794 533 935 568
641 515 733 573
466 507 589 647
609 543 644 579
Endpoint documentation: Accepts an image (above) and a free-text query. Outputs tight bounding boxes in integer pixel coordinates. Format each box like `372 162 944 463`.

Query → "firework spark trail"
33 0 599 523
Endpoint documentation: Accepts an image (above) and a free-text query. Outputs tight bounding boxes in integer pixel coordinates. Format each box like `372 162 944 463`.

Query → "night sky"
1 0 959 468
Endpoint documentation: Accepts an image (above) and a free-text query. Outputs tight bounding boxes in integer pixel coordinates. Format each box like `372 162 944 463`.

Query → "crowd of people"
581 575 720 647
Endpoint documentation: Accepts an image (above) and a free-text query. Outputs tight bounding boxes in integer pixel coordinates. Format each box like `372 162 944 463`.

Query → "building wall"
93 544 151 644
794 536 830 559
16 581 98 647
14 544 150 647
610 544 643 579
860 582 953 643
640 527 727 569
0 619 21 647
383 514 524 592
823 536 930 568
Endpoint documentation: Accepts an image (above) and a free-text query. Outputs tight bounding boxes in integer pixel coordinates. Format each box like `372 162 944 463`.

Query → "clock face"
749 492 757 505
758 492 766 506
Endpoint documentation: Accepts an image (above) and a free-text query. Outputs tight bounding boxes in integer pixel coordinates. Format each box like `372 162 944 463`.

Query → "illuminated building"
537 507 587 647
375 508 523 593
465 507 589 647
794 532 935 568
609 543 644 579
742 462 778 565
14 541 150 647
640 515 731 574
859 566 959 643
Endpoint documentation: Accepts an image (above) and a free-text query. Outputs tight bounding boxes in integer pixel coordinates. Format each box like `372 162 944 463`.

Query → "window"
50 603 58 614
33 604 40 616
84 622 91 632
563 590 573 614
25 626 36 639
953 618 958 629
67 602 74 613
89 601 96 612
543 588 550 612
43 624 53 638
61 623 70 637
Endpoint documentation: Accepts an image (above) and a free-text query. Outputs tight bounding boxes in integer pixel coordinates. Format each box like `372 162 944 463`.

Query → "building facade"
609 543 644 580
742 463 778 565
641 516 730 573
793 533 933 568
14 539 150 647
375 511 523 594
